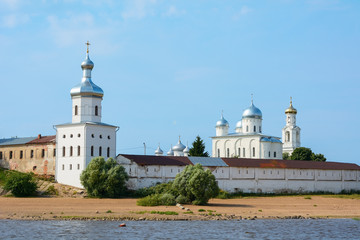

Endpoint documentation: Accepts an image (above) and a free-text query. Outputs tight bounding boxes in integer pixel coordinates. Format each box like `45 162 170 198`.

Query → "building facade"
55 45 117 188
0 135 56 175
211 100 284 159
117 154 360 193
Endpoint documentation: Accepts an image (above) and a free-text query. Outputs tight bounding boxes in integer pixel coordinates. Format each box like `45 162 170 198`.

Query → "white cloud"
47 13 118 53
232 6 252 20
1 14 29 28
163 5 186 17
121 0 157 20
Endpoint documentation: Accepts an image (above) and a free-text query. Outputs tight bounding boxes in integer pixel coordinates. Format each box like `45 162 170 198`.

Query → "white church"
54 45 360 193
211 97 300 159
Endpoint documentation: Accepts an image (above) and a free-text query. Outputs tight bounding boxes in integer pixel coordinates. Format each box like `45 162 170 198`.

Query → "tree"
80 157 129 198
282 152 290 160
4 172 37 197
290 147 313 161
290 147 326 162
189 135 209 157
172 164 219 205
312 153 326 162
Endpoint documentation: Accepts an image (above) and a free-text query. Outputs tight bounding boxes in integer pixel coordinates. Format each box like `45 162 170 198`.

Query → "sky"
0 0 359 164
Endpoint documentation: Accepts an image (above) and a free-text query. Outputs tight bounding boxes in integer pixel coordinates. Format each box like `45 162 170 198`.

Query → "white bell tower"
282 97 301 155
55 42 118 188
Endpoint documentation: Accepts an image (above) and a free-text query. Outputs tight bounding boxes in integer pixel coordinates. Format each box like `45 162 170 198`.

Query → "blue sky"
0 0 359 164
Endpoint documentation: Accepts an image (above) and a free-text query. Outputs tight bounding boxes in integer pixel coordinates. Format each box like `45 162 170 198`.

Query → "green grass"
150 211 178 215
198 209 206 212
258 209 263 212
106 210 112 213
133 211 148 214
184 211 193 214
323 194 360 200
313 205 317 207
304 196 312 200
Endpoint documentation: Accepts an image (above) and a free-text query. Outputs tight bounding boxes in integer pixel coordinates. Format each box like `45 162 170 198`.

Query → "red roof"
222 158 360 170
26 135 56 144
118 154 360 170
119 154 193 166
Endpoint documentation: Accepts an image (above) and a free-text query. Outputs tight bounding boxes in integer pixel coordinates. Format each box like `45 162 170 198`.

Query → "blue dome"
172 140 186 151
242 102 262 119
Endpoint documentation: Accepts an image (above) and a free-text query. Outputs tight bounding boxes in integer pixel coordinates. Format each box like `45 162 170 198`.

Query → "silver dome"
155 146 163 154
183 145 190 153
172 139 186 151
167 146 174 156
235 120 242 129
216 113 229 127
70 53 104 97
242 102 262 119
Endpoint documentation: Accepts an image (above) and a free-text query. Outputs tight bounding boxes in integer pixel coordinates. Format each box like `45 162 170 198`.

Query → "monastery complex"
1 47 359 193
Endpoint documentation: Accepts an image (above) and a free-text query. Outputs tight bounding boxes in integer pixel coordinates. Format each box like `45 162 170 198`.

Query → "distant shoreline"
1 196 359 221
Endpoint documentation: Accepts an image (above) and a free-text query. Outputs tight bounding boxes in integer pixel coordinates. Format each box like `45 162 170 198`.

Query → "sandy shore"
0 196 359 221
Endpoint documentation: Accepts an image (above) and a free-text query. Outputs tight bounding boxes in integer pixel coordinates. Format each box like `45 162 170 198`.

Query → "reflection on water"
0 219 359 240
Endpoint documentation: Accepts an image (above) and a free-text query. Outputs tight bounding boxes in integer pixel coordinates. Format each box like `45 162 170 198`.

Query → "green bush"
137 194 162 206
159 193 176 206
172 164 219 205
216 190 230 199
80 157 128 198
175 195 189 204
4 172 37 197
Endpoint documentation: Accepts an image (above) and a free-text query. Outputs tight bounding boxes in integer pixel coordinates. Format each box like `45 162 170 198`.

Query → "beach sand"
0 196 359 220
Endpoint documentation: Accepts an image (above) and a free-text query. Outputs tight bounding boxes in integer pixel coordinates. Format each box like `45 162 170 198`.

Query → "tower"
241 98 263 134
282 97 301 155
215 112 229 136
55 42 118 188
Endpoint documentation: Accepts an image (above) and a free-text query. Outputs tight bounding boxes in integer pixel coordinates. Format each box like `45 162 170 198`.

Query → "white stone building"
55 45 117 188
117 154 360 193
282 98 301 155
211 100 284 159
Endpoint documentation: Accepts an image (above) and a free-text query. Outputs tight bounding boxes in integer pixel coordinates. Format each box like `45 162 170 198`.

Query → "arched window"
274 151 277 158
254 126 256 132
95 106 98 116
252 147 255 157
75 105 78 115
217 149 220 157
296 132 300 142
243 148 245 157
268 151 270 157
259 126 262 133
227 148 229 158
238 148 240 156
62 147 65 157
286 131 290 142
91 146 94 157
99 146 102 156
77 146 80 156
107 147 110 158
70 146 73 157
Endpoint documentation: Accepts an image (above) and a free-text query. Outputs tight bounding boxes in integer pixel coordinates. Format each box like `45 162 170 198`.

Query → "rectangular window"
0 151 2 159
53 149 56 157
62 164 64 170
70 164 72 170
31 150 34 158
243 148 245 157
227 148 229 158
9 151 13 159
217 149 220 158
20 150 23 159
252 147 255 157
41 149 45 158
274 151 277 158
77 164 80 170
238 148 240 156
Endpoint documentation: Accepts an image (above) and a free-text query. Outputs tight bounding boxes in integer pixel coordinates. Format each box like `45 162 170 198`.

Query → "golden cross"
86 41 90 53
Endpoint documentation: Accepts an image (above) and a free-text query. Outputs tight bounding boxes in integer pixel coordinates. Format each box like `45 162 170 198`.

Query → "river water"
0 219 359 239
